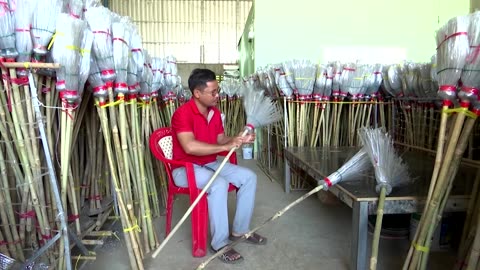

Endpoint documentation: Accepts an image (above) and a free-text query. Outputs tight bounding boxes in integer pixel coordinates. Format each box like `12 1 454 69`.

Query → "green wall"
252 0 470 69
239 7 255 78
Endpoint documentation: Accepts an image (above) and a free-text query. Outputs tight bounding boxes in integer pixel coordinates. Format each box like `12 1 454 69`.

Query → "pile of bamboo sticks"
0 1 185 269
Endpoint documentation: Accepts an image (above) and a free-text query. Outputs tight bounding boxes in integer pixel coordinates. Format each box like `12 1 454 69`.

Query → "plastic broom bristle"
31 0 62 56
85 6 115 82
51 13 86 104
14 0 34 66
112 21 131 94
79 28 93 95
436 15 470 101
0 2 17 59
459 12 480 104
358 127 410 195
319 147 371 189
242 87 282 128
293 59 316 97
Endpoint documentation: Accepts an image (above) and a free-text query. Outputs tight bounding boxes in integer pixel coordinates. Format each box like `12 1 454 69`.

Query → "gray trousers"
172 161 257 250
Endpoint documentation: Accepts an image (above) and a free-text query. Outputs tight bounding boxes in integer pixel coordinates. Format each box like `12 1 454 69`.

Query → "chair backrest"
149 127 174 162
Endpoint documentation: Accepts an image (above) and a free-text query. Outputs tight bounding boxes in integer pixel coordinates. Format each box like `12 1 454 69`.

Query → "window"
109 0 252 63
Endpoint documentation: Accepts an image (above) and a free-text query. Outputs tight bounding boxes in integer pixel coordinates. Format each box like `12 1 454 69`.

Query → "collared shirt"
171 99 224 169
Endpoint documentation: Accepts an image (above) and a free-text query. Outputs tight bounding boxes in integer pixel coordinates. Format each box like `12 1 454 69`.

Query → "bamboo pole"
403 104 450 269
407 110 468 269
96 102 143 270
419 115 476 270
2 63 60 69
370 186 386 270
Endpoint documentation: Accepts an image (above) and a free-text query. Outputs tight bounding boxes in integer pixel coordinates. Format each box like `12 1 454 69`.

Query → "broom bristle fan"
359 127 410 270
318 147 372 190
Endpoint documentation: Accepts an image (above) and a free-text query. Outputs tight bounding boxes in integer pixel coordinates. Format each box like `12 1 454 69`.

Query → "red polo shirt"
171 99 224 169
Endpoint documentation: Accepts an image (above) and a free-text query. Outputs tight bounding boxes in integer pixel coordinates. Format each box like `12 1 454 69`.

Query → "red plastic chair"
149 127 237 257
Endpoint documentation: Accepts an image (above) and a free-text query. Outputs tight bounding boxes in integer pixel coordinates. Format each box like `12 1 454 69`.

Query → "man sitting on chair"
171 68 267 264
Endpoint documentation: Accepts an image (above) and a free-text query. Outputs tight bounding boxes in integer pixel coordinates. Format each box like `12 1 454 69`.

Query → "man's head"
188 68 221 107
188 68 216 93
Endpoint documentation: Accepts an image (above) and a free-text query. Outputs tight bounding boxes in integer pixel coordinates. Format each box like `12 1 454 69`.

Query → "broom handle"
1 63 60 69
403 105 449 270
420 116 476 270
370 186 386 270
408 110 466 270
151 128 250 258
196 184 325 270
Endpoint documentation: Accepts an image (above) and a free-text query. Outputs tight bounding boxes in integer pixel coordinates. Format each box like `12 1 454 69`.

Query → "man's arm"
177 132 240 156
217 132 255 146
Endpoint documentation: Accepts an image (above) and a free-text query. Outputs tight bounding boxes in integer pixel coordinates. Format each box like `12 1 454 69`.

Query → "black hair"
188 68 216 93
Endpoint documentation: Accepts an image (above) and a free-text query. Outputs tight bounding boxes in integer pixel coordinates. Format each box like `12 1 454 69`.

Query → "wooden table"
284 146 474 270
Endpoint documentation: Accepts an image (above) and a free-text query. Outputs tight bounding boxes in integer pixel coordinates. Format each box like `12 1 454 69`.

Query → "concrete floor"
80 158 456 270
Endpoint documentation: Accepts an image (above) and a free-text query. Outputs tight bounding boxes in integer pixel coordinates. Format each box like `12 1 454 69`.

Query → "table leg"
284 158 291 193
352 201 368 270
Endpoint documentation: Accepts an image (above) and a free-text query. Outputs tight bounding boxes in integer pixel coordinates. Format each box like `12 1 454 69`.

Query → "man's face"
196 80 220 106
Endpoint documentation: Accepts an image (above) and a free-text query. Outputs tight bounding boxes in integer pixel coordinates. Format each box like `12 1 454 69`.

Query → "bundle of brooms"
403 14 473 270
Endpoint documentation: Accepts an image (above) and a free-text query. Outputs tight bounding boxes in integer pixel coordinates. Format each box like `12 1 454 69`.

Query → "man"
171 68 266 264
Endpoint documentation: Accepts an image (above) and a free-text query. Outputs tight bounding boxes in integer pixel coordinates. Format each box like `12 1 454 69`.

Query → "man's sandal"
229 232 267 245
210 246 244 264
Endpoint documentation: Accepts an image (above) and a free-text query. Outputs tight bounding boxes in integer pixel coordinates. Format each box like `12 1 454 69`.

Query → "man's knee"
244 169 257 186
209 177 229 194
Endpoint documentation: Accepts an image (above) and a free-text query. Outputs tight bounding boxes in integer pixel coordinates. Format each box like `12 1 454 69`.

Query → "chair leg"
165 193 174 236
191 196 208 257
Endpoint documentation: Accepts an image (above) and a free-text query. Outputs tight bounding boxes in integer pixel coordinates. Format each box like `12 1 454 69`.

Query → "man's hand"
243 132 256 144
227 135 245 149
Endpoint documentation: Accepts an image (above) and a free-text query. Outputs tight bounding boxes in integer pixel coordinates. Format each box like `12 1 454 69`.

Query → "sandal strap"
221 249 242 262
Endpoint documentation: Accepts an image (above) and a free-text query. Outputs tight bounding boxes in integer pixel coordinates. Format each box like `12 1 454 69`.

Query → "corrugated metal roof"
109 0 252 63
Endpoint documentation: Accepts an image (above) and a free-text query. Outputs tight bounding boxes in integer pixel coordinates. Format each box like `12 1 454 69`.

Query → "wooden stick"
1 62 60 69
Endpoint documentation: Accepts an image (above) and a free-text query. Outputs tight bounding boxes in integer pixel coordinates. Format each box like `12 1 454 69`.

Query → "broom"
14 0 34 77
0 1 17 59
31 0 62 58
405 15 470 270
197 146 372 269
358 127 410 270
151 87 283 258
87 7 143 269
293 60 316 147
51 13 85 269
